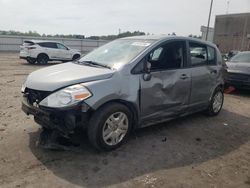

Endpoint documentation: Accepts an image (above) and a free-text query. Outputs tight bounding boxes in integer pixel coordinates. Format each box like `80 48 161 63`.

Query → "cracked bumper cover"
22 96 91 135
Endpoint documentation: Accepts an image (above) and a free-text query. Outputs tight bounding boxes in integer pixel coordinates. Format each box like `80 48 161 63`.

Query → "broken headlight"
39 84 92 108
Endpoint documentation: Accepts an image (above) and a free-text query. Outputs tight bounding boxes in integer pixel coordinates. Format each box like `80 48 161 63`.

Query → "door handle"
180 74 189 80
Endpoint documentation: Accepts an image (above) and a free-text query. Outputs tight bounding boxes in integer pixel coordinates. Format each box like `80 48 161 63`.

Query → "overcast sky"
0 0 249 37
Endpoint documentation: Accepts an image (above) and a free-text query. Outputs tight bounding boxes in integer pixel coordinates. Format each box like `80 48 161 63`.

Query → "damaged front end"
22 87 91 149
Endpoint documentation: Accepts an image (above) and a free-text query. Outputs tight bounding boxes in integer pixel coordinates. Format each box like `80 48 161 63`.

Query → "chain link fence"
0 35 108 53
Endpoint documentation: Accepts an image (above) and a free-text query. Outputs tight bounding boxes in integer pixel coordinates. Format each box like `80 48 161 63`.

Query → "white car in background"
20 40 81 64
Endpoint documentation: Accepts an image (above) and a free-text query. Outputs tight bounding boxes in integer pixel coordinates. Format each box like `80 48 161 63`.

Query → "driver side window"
57 43 67 50
149 41 185 71
150 47 163 61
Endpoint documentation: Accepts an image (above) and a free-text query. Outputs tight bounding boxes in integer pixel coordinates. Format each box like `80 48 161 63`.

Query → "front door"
139 40 191 126
56 43 72 60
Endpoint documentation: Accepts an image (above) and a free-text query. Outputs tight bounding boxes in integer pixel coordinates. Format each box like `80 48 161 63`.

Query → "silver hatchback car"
22 36 224 151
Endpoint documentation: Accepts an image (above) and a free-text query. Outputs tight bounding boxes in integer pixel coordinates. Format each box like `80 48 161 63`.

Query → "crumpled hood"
226 62 250 75
25 62 115 91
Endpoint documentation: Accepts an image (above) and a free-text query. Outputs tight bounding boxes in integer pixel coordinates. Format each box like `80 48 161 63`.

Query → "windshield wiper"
77 60 111 69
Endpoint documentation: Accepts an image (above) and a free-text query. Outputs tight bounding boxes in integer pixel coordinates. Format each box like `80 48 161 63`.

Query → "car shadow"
28 109 250 187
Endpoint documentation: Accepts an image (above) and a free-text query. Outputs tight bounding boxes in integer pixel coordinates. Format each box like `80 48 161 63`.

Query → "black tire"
27 58 36 64
206 87 224 116
87 102 132 151
72 54 80 61
37 54 49 64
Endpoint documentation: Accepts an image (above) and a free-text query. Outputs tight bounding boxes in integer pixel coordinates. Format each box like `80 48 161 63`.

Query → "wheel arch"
72 54 80 60
91 99 139 130
209 83 224 101
37 53 49 60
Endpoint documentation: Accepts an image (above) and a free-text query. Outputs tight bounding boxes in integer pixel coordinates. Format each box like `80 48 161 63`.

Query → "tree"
0 29 146 40
188 34 202 39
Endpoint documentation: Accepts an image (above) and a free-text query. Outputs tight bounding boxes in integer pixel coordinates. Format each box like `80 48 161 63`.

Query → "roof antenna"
226 0 230 14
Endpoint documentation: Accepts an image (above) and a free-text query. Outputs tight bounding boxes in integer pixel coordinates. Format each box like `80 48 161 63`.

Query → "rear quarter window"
207 46 216 65
189 42 207 67
23 41 34 46
38 42 57 48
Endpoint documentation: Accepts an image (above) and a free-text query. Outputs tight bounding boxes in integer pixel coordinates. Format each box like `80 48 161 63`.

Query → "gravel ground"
0 53 250 188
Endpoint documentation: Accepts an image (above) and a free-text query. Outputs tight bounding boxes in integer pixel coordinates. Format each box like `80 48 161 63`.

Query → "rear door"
188 42 215 108
139 40 191 125
38 42 58 59
207 46 221 90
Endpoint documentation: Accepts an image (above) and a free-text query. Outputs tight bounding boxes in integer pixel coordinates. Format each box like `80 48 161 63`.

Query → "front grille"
25 88 50 105
227 73 249 81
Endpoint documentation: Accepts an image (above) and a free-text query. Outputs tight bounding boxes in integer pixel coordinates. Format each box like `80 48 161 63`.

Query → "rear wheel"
206 88 224 116
27 58 36 64
37 54 49 64
87 103 132 151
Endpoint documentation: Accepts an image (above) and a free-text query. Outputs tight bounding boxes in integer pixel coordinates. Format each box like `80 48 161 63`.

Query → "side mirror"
144 61 151 73
143 61 152 81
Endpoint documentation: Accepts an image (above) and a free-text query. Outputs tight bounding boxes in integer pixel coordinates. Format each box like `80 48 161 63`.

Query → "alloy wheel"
102 112 129 146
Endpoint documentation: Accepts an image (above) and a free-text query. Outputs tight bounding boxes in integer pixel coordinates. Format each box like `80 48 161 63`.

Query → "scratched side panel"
160 69 191 110
139 72 164 118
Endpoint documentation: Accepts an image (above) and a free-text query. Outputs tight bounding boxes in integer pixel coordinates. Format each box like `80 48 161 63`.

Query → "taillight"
27 47 36 50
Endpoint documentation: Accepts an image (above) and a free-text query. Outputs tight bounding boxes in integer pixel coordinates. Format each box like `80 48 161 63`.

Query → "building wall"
213 13 250 53
0 35 108 53
200 26 214 42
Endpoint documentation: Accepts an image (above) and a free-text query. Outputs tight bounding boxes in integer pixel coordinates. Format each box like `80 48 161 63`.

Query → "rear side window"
207 46 216 65
38 42 57 49
189 42 207 66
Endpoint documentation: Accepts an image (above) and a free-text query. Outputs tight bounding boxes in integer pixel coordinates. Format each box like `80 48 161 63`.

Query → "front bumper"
22 96 90 135
225 73 250 90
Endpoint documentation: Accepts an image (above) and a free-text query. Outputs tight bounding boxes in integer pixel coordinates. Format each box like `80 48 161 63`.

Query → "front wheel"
72 54 80 61
87 103 132 151
206 88 224 116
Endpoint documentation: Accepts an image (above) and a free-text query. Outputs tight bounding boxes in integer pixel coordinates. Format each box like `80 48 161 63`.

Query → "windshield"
230 52 250 63
78 39 154 69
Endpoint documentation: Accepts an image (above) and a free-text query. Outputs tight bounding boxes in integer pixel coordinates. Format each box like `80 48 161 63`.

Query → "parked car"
227 50 240 59
21 36 224 151
223 50 240 62
225 51 250 89
20 40 81 64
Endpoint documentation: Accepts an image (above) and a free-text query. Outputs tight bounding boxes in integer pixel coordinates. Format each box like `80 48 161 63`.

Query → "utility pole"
206 0 214 41
226 0 230 14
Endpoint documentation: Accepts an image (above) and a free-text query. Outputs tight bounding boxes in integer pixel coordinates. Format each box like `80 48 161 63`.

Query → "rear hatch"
20 41 36 53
